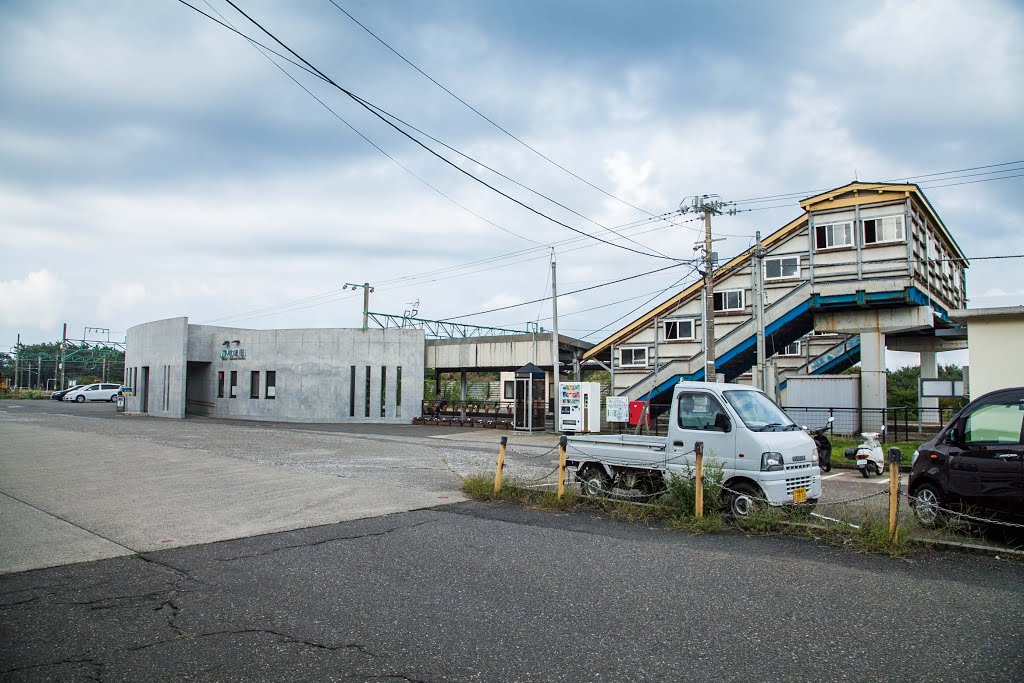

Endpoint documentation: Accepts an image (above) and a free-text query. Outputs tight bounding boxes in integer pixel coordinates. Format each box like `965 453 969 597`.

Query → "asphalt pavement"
2 502 1022 682
2 400 1023 681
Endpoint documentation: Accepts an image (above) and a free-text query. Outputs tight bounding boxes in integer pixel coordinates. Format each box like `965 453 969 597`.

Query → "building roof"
950 306 1024 322
583 181 966 361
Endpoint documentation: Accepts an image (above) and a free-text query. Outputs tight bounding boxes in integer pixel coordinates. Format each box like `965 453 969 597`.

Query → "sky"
2 0 1023 371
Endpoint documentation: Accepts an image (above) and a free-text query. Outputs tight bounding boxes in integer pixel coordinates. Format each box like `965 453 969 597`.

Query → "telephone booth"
513 362 547 432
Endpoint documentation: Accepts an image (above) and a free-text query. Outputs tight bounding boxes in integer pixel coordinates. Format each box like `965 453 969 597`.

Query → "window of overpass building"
713 289 744 312
814 221 853 250
863 215 905 245
217 371 225 398
764 255 800 281
664 318 696 341
620 346 648 368
250 371 260 399
229 371 237 398
265 371 276 399
380 366 387 417
779 341 802 357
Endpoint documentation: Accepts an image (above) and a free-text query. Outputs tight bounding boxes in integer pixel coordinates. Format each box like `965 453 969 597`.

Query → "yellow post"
557 435 568 500
493 436 508 494
694 440 704 518
887 447 901 539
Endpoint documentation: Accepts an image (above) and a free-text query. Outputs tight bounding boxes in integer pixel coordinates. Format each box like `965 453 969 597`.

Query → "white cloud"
0 270 68 331
96 282 147 320
841 0 1024 122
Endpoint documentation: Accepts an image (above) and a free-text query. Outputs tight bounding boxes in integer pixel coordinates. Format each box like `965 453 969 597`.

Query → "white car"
64 383 122 403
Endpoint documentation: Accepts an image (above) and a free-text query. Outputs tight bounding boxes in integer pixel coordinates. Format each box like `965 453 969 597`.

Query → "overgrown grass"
0 389 50 400
463 466 922 557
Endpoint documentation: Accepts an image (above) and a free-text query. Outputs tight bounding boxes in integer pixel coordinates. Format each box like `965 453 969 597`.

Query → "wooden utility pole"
681 195 730 382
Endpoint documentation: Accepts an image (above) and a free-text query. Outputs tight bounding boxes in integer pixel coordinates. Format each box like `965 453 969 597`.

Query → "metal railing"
420 399 515 421
783 405 960 442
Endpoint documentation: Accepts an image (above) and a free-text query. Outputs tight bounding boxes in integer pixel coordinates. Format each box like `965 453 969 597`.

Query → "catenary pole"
550 250 560 427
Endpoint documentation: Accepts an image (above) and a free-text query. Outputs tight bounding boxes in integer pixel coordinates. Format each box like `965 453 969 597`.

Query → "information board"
606 396 628 423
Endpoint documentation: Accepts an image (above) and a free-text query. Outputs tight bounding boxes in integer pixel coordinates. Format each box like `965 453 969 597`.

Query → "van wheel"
726 482 763 518
578 466 611 497
911 483 944 528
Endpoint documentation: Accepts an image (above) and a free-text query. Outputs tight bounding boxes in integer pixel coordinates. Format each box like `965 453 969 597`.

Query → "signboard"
606 396 629 423
920 379 966 398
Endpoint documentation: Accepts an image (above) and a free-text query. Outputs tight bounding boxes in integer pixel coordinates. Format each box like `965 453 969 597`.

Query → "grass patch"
0 389 50 400
462 469 925 557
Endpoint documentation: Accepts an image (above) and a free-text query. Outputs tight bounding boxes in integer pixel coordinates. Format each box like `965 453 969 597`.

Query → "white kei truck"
565 381 822 516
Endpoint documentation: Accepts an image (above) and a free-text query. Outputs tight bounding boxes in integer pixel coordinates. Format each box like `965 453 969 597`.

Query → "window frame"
619 346 649 368
763 255 800 282
713 289 744 313
229 371 237 399
814 221 854 251
779 341 802 357
663 318 697 342
862 214 906 246
676 391 732 433
250 371 260 399
265 371 276 399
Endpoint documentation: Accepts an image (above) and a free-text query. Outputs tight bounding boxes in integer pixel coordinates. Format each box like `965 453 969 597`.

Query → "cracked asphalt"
2 401 1024 681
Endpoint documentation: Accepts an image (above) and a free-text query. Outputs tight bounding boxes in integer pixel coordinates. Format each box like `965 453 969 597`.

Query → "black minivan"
909 387 1024 527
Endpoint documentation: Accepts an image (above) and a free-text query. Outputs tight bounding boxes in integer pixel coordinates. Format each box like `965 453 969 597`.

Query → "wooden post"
557 435 568 500
888 447 902 539
493 436 508 494
694 440 704 518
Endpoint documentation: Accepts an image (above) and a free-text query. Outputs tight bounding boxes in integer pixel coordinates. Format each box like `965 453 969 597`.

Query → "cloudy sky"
2 0 1022 369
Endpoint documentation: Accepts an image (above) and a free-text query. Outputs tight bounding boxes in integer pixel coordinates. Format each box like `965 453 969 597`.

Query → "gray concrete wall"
124 317 189 418
185 325 424 423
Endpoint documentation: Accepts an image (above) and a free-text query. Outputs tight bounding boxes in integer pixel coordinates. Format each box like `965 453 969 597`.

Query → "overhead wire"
214 0 680 261
325 0 665 226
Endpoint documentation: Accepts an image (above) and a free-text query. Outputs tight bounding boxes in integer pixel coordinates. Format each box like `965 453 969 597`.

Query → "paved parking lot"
2 401 1023 681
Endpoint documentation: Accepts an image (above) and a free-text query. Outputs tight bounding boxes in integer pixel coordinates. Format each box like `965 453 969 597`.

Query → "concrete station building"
123 317 424 423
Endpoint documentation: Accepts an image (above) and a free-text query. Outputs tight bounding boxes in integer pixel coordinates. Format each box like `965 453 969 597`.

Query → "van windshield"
723 390 799 432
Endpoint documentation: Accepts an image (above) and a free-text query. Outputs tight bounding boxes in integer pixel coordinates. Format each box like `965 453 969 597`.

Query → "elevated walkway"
626 285 937 403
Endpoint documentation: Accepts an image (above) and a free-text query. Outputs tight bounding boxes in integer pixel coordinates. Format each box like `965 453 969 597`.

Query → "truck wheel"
578 466 611 497
726 483 763 518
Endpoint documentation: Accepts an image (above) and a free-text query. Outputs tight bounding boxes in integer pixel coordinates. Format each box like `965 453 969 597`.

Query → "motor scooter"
844 428 886 478
804 416 833 472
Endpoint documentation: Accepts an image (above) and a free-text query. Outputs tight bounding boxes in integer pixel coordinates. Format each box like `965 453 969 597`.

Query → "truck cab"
566 381 822 515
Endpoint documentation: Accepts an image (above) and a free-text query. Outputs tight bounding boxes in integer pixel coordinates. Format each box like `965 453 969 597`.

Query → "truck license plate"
792 488 807 504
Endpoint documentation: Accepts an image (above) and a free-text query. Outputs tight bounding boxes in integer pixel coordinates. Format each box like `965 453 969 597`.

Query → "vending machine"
557 382 601 433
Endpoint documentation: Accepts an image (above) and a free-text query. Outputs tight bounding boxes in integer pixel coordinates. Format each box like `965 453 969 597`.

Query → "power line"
325 0 659 219
213 0 678 261
581 267 702 340
439 261 698 321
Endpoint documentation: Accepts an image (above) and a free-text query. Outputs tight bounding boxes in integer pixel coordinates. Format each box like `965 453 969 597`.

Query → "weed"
653 458 725 518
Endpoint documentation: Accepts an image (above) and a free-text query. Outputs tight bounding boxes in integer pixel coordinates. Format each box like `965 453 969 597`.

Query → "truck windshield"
723 390 798 432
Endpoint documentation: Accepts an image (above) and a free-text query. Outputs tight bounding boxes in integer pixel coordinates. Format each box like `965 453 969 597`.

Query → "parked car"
50 385 83 401
63 383 122 403
909 387 1024 527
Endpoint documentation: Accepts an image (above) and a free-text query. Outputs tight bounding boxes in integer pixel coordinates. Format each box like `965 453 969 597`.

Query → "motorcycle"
844 429 886 478
805 416 834 473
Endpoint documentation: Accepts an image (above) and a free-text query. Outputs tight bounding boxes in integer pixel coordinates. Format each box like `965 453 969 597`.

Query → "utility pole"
14 334 20 390
753 231 767 392
343 282 374 330
550 251 560 407
60 323 67 389
681 195 730 382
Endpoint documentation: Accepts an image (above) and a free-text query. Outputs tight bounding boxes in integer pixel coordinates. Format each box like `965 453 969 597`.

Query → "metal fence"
784 406 960 442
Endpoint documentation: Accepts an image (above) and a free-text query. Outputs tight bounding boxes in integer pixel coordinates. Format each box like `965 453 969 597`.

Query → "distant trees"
887 363 965 410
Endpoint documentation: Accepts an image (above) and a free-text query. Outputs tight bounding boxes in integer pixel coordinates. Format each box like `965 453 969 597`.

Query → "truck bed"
566 433 668 470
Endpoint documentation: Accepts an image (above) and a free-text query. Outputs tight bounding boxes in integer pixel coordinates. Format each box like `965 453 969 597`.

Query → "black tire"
109 394 117 402
578 465 611 497
911 483 945 528
726 482 764 518
860 466 869 479
821 462 831 473
75 394 85 403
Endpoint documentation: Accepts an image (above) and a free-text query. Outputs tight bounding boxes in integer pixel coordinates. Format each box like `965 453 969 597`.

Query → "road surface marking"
821 473 844 480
